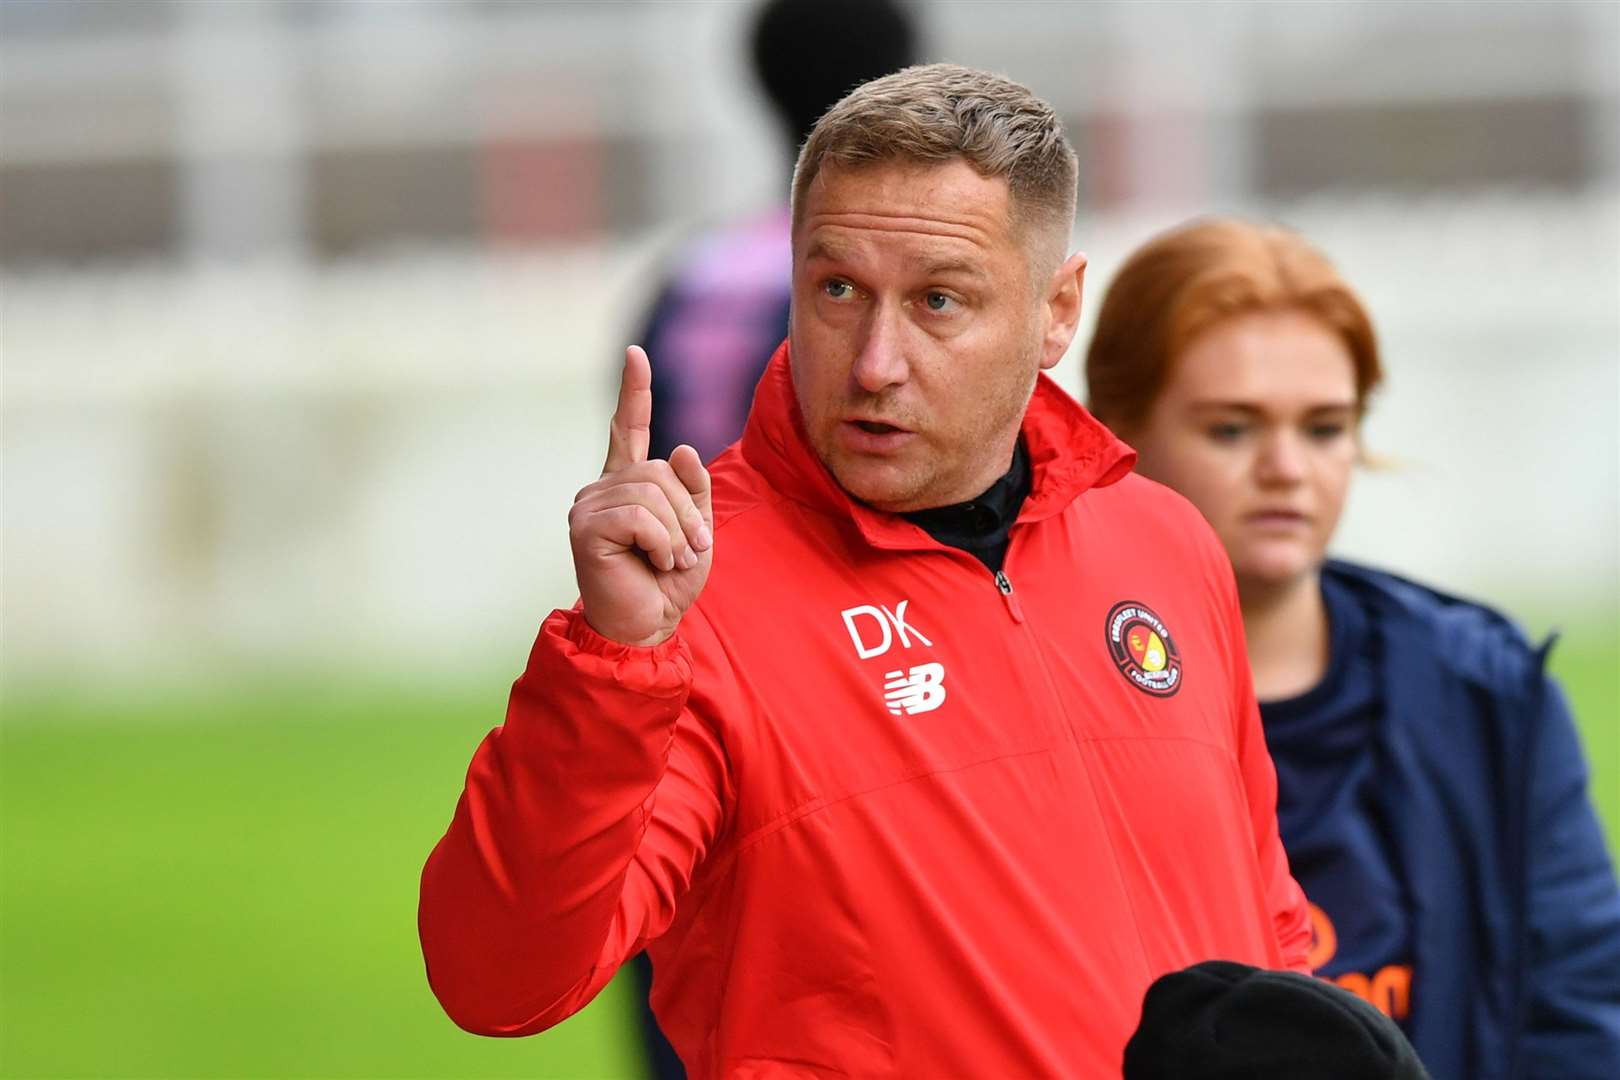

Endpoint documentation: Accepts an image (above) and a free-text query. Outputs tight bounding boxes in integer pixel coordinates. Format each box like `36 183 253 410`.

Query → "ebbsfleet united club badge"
1105 600 1182 697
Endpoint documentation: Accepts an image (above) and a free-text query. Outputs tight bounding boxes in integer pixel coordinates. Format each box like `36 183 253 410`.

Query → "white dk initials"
884 663 948 716
840 600 934 660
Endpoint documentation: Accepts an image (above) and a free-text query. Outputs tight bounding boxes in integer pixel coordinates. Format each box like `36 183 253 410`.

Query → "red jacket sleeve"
1234 664 1314 974
1213 553 1314 974
417 607 732 1035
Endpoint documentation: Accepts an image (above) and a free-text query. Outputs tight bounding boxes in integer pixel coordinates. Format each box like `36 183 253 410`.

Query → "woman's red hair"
1085 218 1382 431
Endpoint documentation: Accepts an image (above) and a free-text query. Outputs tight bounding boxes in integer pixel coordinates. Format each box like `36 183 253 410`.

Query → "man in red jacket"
420 64 1311 1077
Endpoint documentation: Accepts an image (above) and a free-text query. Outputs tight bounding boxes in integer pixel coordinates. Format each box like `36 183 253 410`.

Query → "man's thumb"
669 444 713 526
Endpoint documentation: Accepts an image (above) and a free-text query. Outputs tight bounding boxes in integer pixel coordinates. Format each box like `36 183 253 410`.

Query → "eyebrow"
802 237 857 265
1187 400 1357 414
909 256 992 282
802 239 991 282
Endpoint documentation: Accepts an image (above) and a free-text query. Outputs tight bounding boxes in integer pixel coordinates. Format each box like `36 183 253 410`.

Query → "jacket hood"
739 339 1136 551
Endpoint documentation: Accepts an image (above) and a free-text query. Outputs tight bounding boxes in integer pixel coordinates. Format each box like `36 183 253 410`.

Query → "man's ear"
1039 252 1087 371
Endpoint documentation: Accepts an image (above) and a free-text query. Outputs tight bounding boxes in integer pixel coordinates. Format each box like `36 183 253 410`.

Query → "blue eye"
823 279 854 300
924 291 955 312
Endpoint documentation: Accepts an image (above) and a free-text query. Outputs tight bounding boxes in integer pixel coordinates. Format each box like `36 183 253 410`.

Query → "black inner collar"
901 438 1031 573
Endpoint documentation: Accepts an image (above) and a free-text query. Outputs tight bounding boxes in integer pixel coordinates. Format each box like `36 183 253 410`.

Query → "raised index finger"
604 345 653 473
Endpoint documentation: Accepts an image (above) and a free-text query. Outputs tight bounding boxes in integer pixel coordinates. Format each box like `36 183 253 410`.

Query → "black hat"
1123 960 1430 1079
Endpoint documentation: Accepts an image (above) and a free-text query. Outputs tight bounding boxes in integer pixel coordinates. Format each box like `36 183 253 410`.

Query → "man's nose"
850 303 909 393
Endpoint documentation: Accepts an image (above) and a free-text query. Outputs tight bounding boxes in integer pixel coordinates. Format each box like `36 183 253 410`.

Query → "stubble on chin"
825 449 929 512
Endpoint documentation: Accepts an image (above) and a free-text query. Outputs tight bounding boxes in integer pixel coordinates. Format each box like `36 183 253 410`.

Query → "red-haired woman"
1085 218 1620 1080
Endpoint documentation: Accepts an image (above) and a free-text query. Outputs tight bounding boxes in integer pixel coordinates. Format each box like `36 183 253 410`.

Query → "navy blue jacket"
1322 560 1620 1079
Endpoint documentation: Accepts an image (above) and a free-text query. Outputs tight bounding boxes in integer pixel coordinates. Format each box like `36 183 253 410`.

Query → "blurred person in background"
630 2 917 1073
637 0 918 465
421 66 1312 1077
1085 217 1620 1080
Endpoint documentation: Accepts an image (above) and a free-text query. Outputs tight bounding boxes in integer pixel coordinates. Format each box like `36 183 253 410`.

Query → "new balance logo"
840 600 934 660
883 663 947 715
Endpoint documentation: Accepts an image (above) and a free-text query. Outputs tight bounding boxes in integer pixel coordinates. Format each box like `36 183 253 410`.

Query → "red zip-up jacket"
420 344 1311 1077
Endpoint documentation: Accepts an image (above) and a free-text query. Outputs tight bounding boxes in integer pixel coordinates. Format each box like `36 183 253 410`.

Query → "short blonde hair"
792 64 1078 266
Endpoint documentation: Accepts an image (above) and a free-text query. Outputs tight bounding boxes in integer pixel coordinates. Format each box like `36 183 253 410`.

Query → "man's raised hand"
569 346 714 646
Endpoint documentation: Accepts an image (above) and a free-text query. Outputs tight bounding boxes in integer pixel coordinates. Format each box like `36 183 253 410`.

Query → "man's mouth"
838 418 915 454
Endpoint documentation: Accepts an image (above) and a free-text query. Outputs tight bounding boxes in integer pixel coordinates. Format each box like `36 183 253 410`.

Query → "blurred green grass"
0 680 647 1079
1542 617 1620 836
2 616 1615 1078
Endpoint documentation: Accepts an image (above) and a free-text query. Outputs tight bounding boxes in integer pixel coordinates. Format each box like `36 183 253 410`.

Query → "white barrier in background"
3 193 1616 681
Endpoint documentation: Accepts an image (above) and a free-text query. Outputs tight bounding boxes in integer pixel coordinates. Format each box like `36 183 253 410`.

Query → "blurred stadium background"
2 1 1615 1076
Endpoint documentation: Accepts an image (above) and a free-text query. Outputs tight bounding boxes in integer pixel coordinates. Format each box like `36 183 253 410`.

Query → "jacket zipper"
996 547 1156 972
994 570 1026 623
